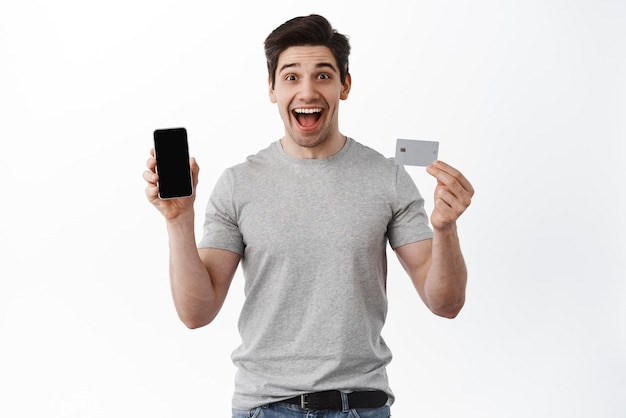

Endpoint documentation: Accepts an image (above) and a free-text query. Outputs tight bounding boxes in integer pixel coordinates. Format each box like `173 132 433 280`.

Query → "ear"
340 73 352 100
268 78 277 103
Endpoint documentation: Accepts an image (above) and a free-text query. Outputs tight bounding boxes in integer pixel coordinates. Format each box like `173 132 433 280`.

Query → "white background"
1 1 624 417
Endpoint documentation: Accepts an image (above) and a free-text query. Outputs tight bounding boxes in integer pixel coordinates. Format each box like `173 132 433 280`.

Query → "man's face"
269 45 351 151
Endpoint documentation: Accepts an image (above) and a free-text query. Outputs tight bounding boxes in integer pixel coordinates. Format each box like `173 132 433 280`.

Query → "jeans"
232 403 391 418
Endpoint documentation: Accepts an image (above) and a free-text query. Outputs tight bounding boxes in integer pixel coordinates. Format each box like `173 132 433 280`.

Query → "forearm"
166 211 216 328
423 223 467 318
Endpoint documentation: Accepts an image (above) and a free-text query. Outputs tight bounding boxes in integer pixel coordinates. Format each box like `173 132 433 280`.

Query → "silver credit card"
394 139 439 166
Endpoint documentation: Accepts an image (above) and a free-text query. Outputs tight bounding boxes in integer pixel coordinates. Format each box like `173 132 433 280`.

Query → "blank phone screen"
153 127 193 199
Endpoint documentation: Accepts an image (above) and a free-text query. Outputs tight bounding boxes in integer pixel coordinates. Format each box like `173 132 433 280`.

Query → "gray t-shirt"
199 138 433 410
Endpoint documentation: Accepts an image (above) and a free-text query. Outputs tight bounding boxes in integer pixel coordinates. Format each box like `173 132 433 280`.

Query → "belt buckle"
300 394 310 410
299 391 337 410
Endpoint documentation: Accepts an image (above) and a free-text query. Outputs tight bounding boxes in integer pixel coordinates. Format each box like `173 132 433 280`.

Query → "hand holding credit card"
394 139 439 166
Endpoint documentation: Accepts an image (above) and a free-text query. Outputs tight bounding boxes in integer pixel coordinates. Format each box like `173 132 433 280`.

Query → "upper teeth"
294 108 322 114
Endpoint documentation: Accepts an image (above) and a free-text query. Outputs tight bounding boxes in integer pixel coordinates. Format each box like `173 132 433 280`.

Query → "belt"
281 390 387 411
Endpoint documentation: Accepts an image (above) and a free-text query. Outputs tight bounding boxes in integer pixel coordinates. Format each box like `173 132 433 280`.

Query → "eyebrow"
278 62 339 74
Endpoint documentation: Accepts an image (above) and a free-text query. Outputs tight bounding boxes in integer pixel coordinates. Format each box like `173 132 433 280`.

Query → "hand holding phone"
153 127 193 199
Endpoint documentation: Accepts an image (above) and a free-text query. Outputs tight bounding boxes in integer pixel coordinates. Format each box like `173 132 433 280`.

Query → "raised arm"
395 160 474 318
144 150 240 328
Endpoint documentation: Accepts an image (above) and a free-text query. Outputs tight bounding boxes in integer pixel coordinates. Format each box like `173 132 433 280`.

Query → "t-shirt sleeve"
197 169 245 255
387 164 434 249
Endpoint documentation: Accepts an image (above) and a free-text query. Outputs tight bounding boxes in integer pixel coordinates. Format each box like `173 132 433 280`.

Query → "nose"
296 78 319 101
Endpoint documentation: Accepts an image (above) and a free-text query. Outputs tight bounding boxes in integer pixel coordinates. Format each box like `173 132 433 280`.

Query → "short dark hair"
264 14 351 89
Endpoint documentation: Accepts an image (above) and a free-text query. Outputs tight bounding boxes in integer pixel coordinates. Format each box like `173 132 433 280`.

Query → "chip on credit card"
394 139 439 166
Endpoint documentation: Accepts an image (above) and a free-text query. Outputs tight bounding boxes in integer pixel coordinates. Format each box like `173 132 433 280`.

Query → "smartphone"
394 138 439 166
153 127 193 199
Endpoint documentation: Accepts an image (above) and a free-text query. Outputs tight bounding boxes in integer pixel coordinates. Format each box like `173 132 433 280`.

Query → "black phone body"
153 127 193 199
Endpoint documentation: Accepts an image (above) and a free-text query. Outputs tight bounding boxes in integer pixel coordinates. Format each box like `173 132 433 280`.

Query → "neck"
281 132 347 159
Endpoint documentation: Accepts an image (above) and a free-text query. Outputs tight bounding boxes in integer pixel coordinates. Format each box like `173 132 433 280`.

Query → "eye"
318 73 330 80
285 74 296 81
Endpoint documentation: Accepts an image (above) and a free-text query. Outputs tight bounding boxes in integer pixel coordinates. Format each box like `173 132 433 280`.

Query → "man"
144 14 474 418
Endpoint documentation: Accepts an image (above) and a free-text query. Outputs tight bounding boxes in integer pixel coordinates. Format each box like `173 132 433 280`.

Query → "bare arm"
144 150 240 328
166 214 240 328
395 160 474 318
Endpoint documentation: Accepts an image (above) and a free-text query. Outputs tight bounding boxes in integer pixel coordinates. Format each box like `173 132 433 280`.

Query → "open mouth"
292 107 323 130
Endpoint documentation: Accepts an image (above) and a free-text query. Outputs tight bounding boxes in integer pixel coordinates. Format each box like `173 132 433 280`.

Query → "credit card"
394 139 439 166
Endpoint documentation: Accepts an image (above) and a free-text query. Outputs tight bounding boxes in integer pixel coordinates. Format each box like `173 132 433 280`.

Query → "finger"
146 156 157 172
431 196 468 229
145 184 159 201
427 161 474 196
143 169 158 185
190 157 199 178
429 169 473 211
428 161 471 191
434 185 470 218
188 157 200 190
